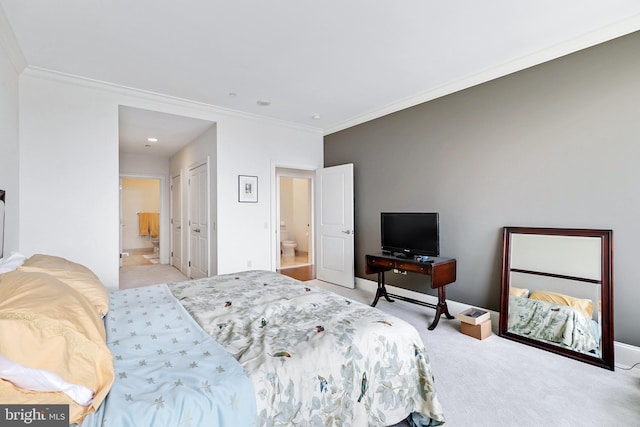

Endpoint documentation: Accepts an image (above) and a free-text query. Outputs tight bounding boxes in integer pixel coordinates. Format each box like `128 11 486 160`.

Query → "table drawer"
368 258 395 268
396 261 431 274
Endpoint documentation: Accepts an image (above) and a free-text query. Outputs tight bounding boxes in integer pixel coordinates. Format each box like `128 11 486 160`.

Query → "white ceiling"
2 1 640 155
118 107 214 157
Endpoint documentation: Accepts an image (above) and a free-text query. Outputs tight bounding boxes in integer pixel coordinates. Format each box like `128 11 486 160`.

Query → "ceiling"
2 1 640 155
118 107 214 157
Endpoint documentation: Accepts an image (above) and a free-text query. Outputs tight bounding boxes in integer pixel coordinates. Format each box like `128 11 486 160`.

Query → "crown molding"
324 13 640 136
0 6 27 74
21 66 323 135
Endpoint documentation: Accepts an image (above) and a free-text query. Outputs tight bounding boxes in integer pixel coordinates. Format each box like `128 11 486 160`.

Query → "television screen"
381 212 439 257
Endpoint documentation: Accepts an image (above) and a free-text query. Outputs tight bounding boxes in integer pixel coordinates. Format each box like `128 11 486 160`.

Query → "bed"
506 294 599 355
0 254 445 426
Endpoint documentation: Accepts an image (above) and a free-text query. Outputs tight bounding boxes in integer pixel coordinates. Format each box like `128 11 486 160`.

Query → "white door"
315 164 354 288
171 174 183 272
188 163 208 279
119 177 124 267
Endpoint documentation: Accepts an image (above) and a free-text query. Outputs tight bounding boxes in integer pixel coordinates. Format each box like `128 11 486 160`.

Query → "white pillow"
0 252 27 274
0 354 94 406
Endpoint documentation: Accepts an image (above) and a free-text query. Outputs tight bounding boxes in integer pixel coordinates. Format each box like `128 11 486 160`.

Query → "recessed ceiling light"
311 114 321 120
229 92 237 97
147 137 158 142
257 99 271 107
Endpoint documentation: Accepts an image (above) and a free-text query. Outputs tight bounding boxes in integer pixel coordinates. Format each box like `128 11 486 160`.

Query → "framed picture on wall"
238 175 258 203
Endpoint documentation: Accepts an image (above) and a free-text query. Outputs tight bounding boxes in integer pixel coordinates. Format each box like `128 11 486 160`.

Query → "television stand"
365 253 457 330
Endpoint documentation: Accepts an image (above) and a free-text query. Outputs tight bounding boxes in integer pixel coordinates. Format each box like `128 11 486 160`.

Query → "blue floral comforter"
81 283 257 427
168 270 445 427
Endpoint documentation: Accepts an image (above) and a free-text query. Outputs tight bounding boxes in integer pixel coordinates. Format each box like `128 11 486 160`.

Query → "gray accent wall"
324 31 640 347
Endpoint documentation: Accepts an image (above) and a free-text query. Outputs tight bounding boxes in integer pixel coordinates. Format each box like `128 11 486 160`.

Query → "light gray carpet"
119 264 188 289
309 279 640 427
118 267 640 426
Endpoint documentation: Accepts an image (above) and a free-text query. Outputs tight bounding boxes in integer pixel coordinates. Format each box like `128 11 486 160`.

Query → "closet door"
188 163 208 279
171 174 183 272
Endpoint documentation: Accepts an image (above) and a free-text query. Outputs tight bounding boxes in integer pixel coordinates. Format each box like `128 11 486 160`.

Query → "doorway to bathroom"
120 177 161 266
276 168 313 276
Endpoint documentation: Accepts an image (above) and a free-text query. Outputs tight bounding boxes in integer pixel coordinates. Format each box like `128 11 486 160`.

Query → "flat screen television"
381 212 439 257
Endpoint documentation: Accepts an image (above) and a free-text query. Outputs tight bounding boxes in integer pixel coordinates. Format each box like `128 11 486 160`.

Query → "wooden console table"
365 253 457 330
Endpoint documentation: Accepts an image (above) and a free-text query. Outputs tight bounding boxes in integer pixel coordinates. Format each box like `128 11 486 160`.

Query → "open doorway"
276 168 314 280
120 177 161 266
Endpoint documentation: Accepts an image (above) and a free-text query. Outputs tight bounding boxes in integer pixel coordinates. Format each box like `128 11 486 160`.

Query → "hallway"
119 263 187 289
121 248 158 266
120 250 315 288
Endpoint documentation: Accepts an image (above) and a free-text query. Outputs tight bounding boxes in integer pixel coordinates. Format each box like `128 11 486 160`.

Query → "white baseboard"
614 342 640 370
355 277 640 370
355 277 501 332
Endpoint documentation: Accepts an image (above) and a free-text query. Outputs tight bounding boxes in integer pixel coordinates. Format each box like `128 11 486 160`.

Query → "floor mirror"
499 227 614 370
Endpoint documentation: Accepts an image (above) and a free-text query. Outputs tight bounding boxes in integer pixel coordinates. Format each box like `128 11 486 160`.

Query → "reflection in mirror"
499 227 614 370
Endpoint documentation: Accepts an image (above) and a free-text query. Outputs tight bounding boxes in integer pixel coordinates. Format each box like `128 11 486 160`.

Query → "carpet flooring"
308 279 640 427
118 266 640 426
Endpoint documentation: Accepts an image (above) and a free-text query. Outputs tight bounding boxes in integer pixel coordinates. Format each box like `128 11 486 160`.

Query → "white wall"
217 116 323 274
19 73 119 287
0 14 23 255
292 178 310 253
18 68 323 288
280 178 294 242
280 177 311 253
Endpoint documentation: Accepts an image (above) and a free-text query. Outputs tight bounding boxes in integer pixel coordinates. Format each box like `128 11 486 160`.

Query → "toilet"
280 229 297 257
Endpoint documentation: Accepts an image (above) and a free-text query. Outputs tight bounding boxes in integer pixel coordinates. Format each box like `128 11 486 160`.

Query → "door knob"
342 230 352 235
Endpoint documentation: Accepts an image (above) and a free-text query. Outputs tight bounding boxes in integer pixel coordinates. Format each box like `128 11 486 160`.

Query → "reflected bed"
507 295 599 356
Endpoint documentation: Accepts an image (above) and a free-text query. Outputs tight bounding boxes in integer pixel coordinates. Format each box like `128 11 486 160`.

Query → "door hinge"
188 261 191 267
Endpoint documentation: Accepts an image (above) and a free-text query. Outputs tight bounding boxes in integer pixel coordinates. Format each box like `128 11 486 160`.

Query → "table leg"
371 271 394 307
427 285 455 330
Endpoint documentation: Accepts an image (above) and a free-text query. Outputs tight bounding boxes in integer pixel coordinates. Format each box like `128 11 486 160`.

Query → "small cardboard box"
460 318 492 340
456 308 490 325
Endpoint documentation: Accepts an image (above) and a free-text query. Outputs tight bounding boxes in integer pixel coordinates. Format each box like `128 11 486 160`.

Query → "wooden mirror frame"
499 227 614 370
